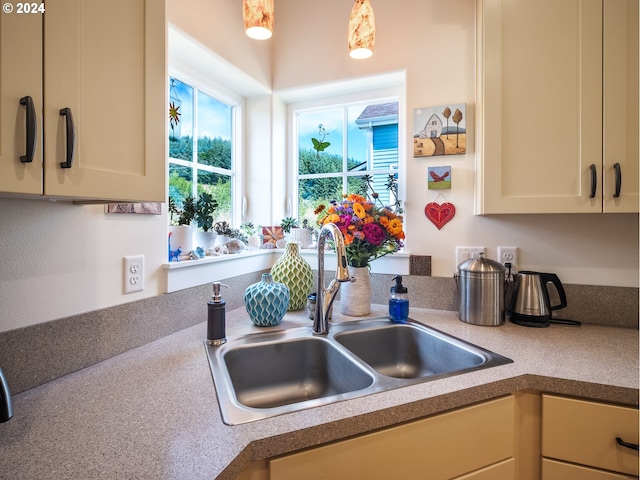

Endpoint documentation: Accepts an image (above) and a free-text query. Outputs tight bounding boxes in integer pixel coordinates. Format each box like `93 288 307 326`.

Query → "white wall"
0 0 637 334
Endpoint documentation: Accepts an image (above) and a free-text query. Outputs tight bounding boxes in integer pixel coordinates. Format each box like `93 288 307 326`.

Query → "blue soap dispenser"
389 275 409 324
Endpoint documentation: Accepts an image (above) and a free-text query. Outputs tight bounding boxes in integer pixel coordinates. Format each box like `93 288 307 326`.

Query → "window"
295 99 400 225
168 76 236 228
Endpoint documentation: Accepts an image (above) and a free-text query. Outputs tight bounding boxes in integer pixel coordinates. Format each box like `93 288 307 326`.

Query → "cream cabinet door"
43 0 166 202
603 0 639 212
270 396 515 480
477 0 603 213
0 7 43 195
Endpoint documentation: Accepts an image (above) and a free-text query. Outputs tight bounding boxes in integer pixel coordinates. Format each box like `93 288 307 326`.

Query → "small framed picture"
428 166 452 190
413 104 466 157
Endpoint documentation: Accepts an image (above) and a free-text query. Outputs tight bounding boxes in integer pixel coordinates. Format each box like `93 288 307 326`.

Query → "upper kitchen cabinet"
476 0 638 214
0 0 166 202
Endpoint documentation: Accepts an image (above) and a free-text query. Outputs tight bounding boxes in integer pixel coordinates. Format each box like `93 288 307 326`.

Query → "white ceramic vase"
340 265 371 316
168 225 192 257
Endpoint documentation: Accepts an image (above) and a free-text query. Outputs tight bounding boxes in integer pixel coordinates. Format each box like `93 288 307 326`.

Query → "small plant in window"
194 192 219 232
240 222 260 237
168 195 196 226
311 124 330 159
280 217 298 234
213 221 233 236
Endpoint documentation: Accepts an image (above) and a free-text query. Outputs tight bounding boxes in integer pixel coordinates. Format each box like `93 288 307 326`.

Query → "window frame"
168 68 244 229
288 88 404 223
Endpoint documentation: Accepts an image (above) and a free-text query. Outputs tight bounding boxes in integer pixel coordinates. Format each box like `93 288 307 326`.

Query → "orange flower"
379 216 389 227
353 202 366 219
323 213 340 225
387 218 403 236
314 204 326 215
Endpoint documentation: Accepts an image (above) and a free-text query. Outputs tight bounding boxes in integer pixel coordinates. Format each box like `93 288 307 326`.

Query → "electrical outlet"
498 246 518 272
455 246 486 266
124 255 144 294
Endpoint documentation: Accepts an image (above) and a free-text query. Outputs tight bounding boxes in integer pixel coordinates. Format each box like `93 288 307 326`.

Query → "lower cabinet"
269 396 516 480
541 394 639 479
236 392 638 480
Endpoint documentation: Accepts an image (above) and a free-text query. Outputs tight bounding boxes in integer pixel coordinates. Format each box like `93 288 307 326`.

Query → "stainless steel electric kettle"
507 271 569 327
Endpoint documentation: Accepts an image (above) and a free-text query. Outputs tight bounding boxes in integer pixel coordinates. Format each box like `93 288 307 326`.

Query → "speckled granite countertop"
0 305 637 480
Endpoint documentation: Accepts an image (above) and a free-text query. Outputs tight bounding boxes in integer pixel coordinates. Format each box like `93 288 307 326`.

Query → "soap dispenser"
207 282 229 346
389 275 409 324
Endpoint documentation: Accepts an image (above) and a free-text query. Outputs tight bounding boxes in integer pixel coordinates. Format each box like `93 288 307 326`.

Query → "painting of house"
413 104 466 157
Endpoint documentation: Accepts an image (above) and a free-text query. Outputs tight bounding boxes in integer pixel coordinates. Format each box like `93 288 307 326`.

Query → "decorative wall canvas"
413 104 466 157
428 166 452 189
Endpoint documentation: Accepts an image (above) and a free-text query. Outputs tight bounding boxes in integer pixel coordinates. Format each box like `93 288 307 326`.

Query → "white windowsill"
162 249 411 293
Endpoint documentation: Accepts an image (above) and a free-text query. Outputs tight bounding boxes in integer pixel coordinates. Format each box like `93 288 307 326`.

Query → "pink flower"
362 223 385 246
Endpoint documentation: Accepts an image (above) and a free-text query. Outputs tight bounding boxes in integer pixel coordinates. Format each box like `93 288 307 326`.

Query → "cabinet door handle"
59 108 75 169
589 164 597 198
613 163 621 198
19 96 36 164
616 437 639 452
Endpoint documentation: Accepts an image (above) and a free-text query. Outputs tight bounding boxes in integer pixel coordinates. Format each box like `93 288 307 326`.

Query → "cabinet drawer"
270 396 515 480
542 395 639 476
453 458 515 479
542 458 636 480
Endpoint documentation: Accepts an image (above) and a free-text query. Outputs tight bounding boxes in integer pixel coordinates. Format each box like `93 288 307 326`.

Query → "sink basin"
334 323 485 379
223 337 374 409
205 318 512 425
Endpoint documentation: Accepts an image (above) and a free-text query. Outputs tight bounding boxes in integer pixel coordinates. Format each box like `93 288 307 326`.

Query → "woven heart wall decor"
424 201 456 230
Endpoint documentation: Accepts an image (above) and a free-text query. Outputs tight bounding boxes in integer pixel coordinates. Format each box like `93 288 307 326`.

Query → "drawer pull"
616 437 639 452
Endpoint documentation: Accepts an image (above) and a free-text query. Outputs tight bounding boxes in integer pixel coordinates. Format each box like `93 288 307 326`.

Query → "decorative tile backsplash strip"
0 271 636 395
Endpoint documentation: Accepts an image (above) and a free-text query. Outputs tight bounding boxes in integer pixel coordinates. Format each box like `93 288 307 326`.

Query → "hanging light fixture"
243 0 274 40
348 0 375 59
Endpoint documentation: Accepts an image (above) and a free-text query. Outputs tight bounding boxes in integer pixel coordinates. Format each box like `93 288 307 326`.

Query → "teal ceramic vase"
244 273 290 327
270 241 314 310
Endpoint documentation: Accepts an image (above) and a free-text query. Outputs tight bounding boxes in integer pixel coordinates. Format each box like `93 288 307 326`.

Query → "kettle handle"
541 273 567 310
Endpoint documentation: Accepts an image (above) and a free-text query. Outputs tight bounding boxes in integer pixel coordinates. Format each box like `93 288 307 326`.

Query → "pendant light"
348 0 375 59
243 0 274 40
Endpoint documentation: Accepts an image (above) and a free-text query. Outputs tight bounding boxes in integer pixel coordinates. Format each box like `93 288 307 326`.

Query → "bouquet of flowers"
315 191 404 268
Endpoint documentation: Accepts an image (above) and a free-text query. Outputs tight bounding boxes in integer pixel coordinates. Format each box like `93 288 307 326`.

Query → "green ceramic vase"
270 241 314 311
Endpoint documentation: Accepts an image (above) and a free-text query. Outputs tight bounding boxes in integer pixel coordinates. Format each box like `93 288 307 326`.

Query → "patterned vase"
270 241 314 311
340 265 371 316
244 273 290 327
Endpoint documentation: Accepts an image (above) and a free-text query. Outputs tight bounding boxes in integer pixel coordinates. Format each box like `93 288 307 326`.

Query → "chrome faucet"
313 223 350 335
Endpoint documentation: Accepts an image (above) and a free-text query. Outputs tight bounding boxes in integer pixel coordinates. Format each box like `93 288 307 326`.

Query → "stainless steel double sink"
205 318 512 425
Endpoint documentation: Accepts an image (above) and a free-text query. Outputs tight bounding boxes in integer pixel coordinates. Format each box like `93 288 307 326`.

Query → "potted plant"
241 222 263 249
280 217 298 234
194 192 219 250
213 220 233 247
283 216 313 249
168 195 195 256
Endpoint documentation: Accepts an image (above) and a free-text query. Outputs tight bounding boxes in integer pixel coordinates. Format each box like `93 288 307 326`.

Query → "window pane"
347 174 399 210
298 177 343 225
169 78 193 161
198 169 232 224
298 110 343 174
198 92 232 169
347 104 369 171
168 164 193 224
352 102 398 171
